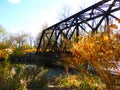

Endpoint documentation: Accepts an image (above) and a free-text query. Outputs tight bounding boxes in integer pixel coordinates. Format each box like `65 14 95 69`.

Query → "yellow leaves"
116 18 120 23
71 32 120 64
24 48 36 53
0 50 7 59
109 24 118 29
69 31 120 89
116 44 120 51
90 43 94 48
103 35 109 41
81 37 85 42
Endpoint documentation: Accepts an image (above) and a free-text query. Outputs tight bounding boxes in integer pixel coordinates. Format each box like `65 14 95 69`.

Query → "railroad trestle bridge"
12 0 120 65
37 0 120 53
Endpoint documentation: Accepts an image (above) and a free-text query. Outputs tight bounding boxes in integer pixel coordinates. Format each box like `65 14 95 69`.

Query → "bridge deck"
10 52 72 65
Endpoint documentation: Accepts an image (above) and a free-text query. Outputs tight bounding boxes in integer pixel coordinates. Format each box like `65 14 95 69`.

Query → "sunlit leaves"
109 24 118 29
71 31 120 63
103 35 109 41
116 18 120 23
0 50 7 59
69 26 120 89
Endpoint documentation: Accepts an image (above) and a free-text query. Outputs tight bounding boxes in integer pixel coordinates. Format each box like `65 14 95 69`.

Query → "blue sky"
0 0 98 36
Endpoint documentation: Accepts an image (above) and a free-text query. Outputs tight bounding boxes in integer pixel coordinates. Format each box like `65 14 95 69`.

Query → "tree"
58 5 71 21
36 23 48 48
14 31 29 49
0 25 8 49
2 33 15 48
0 25 7 42
27 33 34 48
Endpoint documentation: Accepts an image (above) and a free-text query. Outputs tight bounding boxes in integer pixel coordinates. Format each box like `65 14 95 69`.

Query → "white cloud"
8 0 21 4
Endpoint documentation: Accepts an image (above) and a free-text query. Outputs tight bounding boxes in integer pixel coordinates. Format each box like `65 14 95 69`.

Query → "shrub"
63 24 120 90
0 50 8 61
8 48 26 62
0 60 26 90
55 75 80 88
67 25 120 90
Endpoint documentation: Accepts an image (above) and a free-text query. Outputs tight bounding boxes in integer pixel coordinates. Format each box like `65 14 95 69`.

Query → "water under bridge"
11 0 120 65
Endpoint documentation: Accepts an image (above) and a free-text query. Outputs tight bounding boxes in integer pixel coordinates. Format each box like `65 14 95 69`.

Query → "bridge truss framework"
37 0 120 53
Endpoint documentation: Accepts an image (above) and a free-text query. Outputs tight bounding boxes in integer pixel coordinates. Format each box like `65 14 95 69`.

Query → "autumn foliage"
69 25 120 89
71 33 120 64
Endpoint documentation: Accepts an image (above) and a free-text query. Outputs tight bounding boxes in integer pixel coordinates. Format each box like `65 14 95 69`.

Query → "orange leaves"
0 50 7 59
69 30 120 89
71 32 120 63
116 18 120 23
109 24 118 29
103 35 109 41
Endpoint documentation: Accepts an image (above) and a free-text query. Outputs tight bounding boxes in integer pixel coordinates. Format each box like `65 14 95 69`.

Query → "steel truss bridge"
37 0 120 54
9 0 120 65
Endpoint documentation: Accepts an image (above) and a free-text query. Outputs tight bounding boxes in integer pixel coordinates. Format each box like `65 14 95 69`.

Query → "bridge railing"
36 0 120 53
